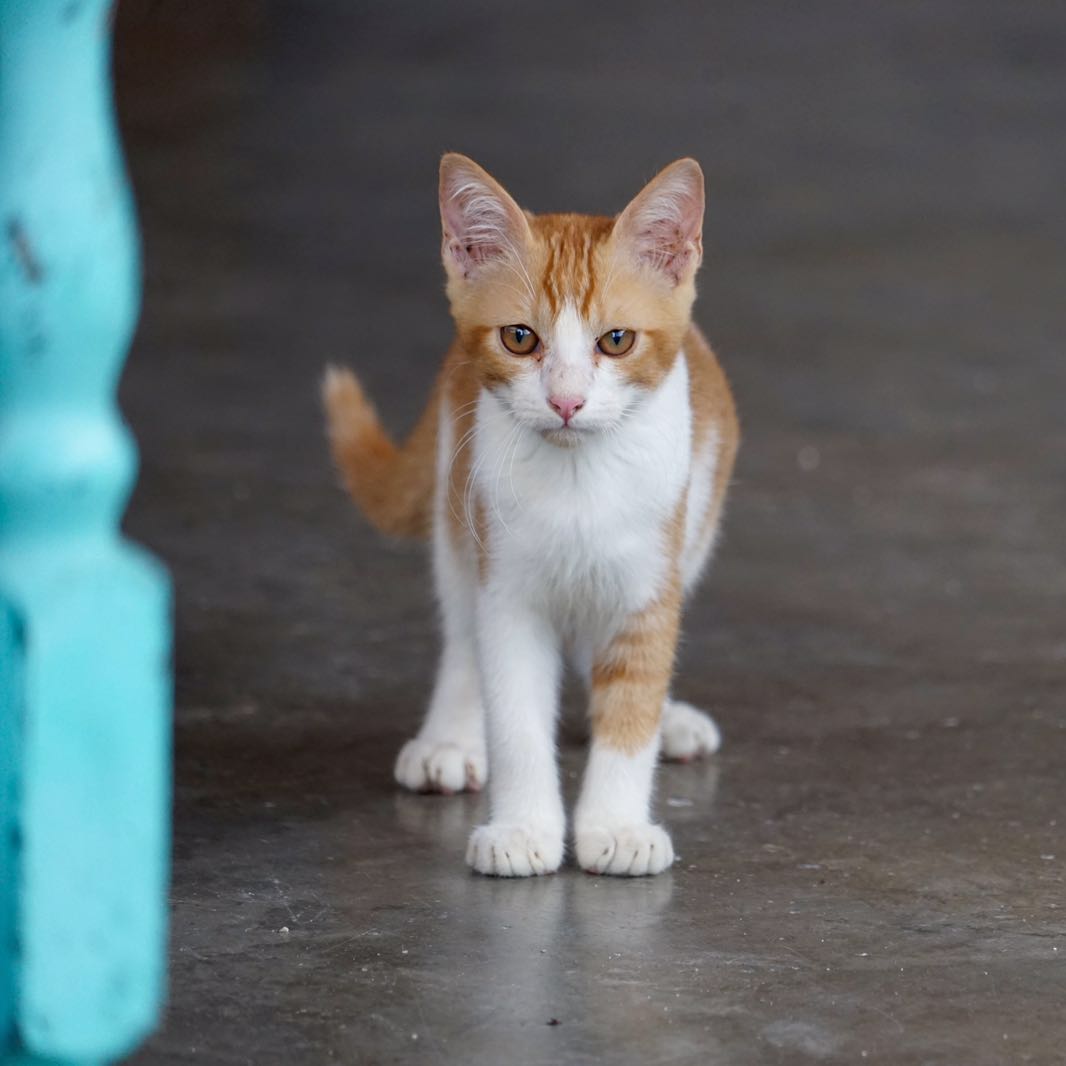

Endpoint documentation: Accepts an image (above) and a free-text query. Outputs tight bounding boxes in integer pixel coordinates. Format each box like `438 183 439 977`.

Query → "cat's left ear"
439 153 532 281
614 159 704 285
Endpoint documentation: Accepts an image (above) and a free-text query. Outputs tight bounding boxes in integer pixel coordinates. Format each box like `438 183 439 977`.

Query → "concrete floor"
114 2 1065 1063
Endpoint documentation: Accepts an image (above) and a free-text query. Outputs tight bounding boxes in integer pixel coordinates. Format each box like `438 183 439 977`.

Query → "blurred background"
113 2 1064 1062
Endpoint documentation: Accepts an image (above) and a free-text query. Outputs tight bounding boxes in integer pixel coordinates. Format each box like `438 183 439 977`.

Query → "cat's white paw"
465 823 564 877
575 823 675 876
394 737 487 794
660 700 722 762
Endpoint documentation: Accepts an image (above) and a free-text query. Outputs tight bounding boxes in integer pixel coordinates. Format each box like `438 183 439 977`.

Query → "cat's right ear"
439 154 532 281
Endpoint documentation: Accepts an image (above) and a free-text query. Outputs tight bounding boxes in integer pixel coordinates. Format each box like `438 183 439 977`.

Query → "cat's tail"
321 365 436 540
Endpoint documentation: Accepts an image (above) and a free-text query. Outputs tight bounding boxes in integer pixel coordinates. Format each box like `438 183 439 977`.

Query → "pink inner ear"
440 170 524 276
634 216 698 276
619 164 704 283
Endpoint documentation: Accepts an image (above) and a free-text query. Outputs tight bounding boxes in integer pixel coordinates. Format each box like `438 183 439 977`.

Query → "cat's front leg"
395 522 486 794
574 591 681 876
466 585 565 877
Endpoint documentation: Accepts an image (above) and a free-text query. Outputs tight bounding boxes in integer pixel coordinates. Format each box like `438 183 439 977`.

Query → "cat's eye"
597 328 636 357
500 324 540 356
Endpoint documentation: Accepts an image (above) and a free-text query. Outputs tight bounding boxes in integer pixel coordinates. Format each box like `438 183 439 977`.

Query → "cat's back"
684 323 738 460
679 325 739 588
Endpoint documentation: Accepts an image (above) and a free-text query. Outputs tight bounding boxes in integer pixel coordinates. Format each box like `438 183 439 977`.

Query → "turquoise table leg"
0 2 171 1063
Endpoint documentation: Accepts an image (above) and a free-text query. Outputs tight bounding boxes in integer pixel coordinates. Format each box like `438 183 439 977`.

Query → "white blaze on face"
543 303 593 404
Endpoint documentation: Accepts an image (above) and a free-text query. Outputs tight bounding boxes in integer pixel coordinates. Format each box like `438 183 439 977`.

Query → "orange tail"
322 366 437 539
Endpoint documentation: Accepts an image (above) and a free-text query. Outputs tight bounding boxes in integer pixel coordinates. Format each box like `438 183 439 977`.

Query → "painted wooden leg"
0 3 171 1063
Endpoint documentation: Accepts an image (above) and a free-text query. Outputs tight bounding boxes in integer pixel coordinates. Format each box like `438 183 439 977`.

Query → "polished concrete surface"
114 2 1065 1062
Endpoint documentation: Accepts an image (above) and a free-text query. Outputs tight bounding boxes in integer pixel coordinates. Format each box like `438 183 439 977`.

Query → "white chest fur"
471 354 693 630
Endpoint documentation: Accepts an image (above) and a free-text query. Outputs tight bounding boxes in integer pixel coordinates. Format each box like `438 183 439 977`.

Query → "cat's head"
439 153 704 444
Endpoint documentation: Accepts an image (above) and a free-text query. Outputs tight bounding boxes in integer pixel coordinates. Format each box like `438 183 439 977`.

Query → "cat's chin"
538 425 590 448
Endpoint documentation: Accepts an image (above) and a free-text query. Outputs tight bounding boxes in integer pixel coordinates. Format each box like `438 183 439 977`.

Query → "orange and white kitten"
324 154 738 877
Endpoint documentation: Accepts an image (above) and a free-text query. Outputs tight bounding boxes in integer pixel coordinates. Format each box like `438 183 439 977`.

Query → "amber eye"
500 324 540 356
597 328 636 357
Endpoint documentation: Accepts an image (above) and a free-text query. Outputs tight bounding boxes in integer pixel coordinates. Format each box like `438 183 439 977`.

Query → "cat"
323 153 738 877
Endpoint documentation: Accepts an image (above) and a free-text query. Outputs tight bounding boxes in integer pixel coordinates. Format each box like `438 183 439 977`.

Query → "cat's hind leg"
395 518 486 794
394 639 486 794
660 699 722 762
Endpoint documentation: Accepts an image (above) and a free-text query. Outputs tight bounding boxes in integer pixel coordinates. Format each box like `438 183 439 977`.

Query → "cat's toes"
660 700 722 762
575 823 675 876
465 823 563 877
394 737 487 794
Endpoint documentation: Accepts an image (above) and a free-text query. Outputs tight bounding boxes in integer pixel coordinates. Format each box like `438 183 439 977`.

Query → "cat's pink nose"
548 394 585 425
